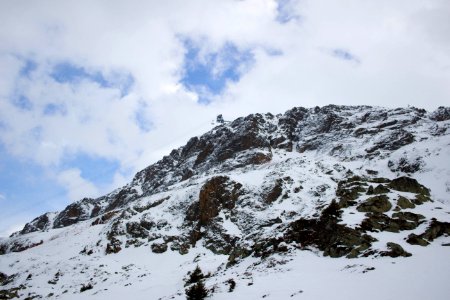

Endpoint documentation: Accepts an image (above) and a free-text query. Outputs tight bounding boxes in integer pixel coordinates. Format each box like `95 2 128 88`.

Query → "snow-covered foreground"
1 223 449 300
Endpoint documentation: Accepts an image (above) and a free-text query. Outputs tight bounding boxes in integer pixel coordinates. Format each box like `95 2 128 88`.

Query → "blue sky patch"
43 103 66 116
0 146 67 232
19 59 38 78
276 0 301 24
51 62 109 86
60 153 120 186
180 40 254 104
12 95 33 111
50 62 134 97
135 104 153 133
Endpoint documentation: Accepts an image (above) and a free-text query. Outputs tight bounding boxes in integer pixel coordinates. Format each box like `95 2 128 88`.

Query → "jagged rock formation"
1 105 450 299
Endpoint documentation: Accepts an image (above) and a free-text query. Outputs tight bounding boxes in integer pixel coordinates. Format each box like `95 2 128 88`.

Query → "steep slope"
1 105 450 300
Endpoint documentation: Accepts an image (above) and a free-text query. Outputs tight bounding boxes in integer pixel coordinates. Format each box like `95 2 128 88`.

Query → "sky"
0 0 449 237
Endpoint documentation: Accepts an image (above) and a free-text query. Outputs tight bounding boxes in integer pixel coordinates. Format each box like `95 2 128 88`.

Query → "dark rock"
406 219 450 246
151 243 168 254
0 244 7 255
388 157 424 174
406 234 429 246
366 130 415 153
20 214 51 235
80 283 93 293
181 169 195 181
0 273 7 286
388 177 430 196
396 196 415 209
104 188 138 212
377 120 398 129
373 184 390 194
391 212 425 223
126 222 148 239
360 212 424 233
194 143 214 167
380 242 411 257
366 169 379 175
10 240 43 253
413 194 431 205
430 106 450 121
53 199 94 228
336 179 366 208
91 211 118 226
227 247 252 266
419 219 450 242
265 179 283 204
105 237 122 254
0 285 25 299
133 197 168 213
357 195 392 213
285 201 375 258
197 176 242 225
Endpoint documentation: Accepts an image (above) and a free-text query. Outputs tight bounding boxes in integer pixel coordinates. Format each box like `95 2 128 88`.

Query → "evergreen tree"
186 265 204 285
185 281 208 300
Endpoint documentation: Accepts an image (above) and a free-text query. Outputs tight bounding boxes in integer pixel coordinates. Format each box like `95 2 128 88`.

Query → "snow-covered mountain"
1 105 450 300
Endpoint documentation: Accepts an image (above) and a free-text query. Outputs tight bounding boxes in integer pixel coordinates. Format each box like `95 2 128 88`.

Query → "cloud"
0 0 450 235
0 193 5 201
57 168 100 201
330 48 360 64
0 223 25 238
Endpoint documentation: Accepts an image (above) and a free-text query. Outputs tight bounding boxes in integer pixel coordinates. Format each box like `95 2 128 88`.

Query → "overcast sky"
0 0 449 237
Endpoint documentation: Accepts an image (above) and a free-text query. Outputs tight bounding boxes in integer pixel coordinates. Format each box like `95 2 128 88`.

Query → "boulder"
388 177 430 196
151 242 168 254
380 242 411 257
396 196 415 209
357 195 392 213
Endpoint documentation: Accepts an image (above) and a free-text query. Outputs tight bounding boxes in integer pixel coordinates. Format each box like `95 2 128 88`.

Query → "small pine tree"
185 281 208 300
186 265 204 285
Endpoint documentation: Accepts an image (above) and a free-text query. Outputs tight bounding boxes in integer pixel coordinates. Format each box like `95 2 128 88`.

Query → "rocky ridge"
1 105 450 299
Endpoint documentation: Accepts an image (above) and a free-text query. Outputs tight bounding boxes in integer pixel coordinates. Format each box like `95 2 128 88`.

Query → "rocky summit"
1 105 450 300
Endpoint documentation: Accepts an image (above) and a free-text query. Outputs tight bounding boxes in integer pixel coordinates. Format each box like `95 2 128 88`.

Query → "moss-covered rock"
360 211 424 233
357 195 392 213
406 219 450 246
285 201 376 258
388 177 430 196
380 242 412 257
406 234 429 246
373 184 390 194
397 196 415 209
413 194 431 205
336 179 367 208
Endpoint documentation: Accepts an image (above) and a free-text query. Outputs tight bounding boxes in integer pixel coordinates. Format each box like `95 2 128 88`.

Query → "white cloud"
0 193 5 201
57 168 100 201
0 223 25 238
0 0 449 212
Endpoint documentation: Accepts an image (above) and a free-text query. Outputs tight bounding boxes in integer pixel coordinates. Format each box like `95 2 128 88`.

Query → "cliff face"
1 105 450 299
